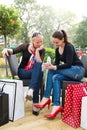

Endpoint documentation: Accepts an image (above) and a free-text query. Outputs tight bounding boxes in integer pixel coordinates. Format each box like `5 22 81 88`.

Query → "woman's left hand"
36 45 44 51
42 63 57 70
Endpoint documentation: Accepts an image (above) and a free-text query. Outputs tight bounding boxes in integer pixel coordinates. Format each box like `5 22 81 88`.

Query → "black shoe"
32 110 39 116
26 95 33 101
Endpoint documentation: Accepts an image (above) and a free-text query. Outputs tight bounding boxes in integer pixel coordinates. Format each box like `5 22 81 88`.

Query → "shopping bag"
80 96 87 129
0 79 25 121
62 82 87 128
0 84 9 126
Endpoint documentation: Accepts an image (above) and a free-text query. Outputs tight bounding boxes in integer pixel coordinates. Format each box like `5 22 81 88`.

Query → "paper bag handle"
0 84 6 93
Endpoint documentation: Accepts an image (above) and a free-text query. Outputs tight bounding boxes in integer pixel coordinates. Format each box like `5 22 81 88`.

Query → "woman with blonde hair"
2 31 45 116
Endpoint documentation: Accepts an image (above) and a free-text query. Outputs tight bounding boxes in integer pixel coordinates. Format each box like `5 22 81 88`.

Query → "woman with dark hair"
34 30 85 119
2 31 45 116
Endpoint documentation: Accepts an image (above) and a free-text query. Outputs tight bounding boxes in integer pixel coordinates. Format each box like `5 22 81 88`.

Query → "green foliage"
0 46 3 57
44 48 55 63
0 4 22 38
14 0 39 43
74 17 87 48
0 58 5 66
14 0 76 47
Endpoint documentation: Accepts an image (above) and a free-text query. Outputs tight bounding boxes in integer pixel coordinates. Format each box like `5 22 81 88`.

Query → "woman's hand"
42 63 57 70
2 48 13 58
36 45 44 51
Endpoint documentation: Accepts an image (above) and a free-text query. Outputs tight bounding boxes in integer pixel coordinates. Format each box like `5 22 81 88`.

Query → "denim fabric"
18 62 43 103
44 66 85 106
57 66 85 81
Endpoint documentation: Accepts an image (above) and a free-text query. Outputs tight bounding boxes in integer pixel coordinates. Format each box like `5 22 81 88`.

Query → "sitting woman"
34 30 85 119
2 31 45 116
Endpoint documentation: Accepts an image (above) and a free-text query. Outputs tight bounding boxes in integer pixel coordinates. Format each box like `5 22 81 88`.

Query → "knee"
52 74 62 82
52 75 58 82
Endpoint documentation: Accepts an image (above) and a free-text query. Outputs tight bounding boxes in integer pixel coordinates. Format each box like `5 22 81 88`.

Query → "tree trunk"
4 35 8 77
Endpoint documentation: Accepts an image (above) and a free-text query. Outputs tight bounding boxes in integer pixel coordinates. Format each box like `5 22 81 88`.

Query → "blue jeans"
18 62 43 103
44 66 85 106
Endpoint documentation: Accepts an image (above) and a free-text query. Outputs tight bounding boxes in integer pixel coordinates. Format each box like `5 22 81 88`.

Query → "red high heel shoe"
34 99 51 109
44 106 63 119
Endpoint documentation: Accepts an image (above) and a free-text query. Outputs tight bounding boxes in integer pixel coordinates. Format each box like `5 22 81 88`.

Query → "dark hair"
32 31 42 38
52 30 68 43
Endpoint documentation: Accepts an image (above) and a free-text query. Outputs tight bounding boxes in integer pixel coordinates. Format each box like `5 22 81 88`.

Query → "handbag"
0 84 9 126
62 82 87 128
0 79 25 121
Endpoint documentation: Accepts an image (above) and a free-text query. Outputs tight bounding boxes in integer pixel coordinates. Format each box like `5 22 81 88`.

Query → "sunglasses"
32 32 42 38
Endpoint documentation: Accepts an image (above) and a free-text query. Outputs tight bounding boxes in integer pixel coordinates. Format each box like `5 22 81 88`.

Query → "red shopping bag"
62 82 87 128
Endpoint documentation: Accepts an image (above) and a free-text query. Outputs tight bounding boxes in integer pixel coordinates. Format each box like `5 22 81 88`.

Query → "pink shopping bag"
62 82 87 128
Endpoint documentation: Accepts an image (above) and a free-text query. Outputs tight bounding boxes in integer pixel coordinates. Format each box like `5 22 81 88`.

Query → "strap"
0 84 6 93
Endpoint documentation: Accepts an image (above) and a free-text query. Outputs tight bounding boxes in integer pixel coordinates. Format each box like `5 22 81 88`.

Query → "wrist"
8 49 13 53
36 49 39 52
54 66 57 70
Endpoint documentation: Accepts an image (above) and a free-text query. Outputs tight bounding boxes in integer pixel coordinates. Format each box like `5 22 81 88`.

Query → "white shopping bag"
81 96 87 129
0 79 25 121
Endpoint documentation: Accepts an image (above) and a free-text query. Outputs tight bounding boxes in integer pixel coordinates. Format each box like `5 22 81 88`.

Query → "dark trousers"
18 62 43 103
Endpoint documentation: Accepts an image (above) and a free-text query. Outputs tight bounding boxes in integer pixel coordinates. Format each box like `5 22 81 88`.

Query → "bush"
44 48 55 63
0 58 5 66
0 46 3 58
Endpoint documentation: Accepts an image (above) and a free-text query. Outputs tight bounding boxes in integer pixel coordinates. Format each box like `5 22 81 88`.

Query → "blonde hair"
30 31 43 41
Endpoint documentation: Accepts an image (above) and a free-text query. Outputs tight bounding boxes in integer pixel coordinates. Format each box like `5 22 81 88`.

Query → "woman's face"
52 37 64 48
32 35 43 49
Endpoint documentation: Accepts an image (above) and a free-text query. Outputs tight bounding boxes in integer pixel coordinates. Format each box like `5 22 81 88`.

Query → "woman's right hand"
2 48 13 58
42 63 57 70
42 63 51 69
